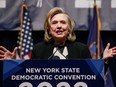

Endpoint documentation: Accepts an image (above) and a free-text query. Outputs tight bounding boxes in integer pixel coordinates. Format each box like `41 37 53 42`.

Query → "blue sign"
3 59 104 87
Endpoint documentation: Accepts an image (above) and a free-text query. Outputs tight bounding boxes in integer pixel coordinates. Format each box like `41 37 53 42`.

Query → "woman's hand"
0 46 17 60
103 43 116 62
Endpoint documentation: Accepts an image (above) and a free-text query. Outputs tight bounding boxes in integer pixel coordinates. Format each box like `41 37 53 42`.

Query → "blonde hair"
44 7 76 43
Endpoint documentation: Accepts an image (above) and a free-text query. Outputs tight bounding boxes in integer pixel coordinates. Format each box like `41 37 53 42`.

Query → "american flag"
17 4 33 59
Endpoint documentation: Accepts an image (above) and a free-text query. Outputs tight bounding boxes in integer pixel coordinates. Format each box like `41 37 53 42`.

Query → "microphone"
48 43 68 60
48 43 59 60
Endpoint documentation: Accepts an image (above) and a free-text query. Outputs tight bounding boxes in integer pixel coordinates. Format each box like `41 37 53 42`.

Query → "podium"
2 59 104 87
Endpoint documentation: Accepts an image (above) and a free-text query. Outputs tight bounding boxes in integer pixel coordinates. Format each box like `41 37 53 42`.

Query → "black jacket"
32 41 91 59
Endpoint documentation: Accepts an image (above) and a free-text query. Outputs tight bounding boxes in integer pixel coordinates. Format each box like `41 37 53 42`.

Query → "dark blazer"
32 41 91 59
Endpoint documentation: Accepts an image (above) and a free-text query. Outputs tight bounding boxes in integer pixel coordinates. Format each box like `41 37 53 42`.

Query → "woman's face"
49 13 68 42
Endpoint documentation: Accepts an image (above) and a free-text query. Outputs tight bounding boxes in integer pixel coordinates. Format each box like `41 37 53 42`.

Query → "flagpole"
19 4 24 59
20 0 29 59
95 3 101 59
